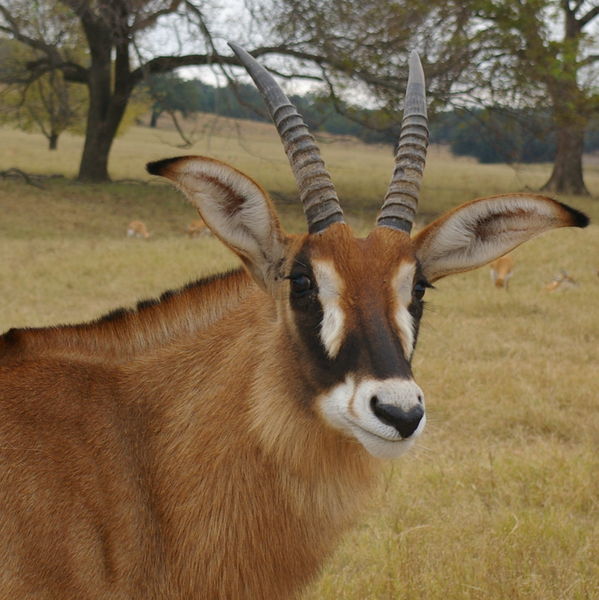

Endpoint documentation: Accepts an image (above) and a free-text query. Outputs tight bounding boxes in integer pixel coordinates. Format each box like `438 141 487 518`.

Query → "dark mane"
87 268 247 327
0 267 252 364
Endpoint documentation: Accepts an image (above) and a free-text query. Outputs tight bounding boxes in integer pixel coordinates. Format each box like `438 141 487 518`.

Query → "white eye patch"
312 260 345 359
392 262 417 359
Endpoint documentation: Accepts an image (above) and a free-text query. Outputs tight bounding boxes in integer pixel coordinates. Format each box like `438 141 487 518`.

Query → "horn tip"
408 50 425 85
405 49 427 118
228 41 245 59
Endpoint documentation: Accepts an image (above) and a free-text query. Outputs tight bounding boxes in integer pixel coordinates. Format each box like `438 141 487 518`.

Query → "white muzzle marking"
318 376 426 459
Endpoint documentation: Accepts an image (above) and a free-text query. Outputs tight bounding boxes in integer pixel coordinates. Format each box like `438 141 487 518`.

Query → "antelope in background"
185 217 212 237
0 44 589 599
545 270 578 291
126 219 151 238
490 254 514 289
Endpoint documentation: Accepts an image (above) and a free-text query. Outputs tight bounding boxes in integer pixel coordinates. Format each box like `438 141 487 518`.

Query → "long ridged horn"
228 42 344 234
377 51 429 233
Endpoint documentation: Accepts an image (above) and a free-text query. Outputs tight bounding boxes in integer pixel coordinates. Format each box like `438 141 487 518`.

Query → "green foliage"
431 108 599 164
0 70 87 148
0 23 87 149
141 71 599 164
144 72 398 144
291 93 398 144
431 109 555 163
145 73 274 126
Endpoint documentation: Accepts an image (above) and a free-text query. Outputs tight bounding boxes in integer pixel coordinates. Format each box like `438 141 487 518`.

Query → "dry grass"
1 118 599 599
304 228 599 600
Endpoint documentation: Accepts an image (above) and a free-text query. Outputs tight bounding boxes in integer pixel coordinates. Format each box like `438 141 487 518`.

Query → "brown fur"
127 220 151 239
0 281 378 598
0 269 251 365
490 254 514 289
545 270 578 291
0 154 588 598
0 226 415 598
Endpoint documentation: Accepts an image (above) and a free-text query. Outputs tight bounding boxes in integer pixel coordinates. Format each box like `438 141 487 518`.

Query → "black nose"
370 396 424 438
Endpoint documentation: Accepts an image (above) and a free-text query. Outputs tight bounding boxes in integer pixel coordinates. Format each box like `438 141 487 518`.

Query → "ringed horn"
229 42 344 234
229 43 428 235
377 50 429 233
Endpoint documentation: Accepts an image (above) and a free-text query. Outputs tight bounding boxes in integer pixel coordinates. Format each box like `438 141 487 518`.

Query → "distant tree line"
148 73 599 165
2 0 597 193
431 109 599 164
146 73 398 145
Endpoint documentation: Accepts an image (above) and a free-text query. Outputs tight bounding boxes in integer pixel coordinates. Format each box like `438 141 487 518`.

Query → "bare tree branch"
579 3 599 28
0 6 62 59
131 0 183 33
580 52 599 66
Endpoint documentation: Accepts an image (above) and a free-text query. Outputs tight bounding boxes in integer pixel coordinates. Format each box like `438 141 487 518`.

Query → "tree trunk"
48 132 58 151
540 4 592 198
76 64 129 182
541 121 589 196
150 107 161 128
77 115 121 182
76 16 131 183
76 91 130 182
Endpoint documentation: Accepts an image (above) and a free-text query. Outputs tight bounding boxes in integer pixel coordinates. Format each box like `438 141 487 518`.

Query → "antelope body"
545 270 578 291
490 254 514 289
0 44 588 599
126 220 150 239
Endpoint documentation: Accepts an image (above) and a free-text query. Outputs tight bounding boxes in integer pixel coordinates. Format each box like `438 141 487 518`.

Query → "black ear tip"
146 157 181 176
557 201 590 228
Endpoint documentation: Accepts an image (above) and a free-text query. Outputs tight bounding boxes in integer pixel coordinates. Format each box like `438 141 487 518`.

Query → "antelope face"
148 44 588 461
282 225 427 458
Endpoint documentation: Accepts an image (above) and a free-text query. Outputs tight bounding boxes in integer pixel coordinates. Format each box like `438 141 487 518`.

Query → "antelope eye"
413 280 428 300
290 274 313 296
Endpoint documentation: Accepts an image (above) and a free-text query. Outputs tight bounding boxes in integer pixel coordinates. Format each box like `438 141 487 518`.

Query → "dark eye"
290 274 313 297
413 280 428 301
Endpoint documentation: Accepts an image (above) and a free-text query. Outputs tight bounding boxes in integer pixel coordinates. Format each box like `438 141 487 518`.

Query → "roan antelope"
126 219 150 239
490 254 514 289
0 44 589 599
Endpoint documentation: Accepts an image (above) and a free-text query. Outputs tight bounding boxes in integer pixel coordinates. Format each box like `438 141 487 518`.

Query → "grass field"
1 116 599 599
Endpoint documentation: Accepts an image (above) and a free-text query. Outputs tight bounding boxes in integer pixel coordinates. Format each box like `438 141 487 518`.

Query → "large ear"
147 156 289 292
413 194 589 282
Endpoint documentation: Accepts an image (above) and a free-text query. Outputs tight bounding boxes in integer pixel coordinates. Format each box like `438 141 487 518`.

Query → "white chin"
352 427 417 459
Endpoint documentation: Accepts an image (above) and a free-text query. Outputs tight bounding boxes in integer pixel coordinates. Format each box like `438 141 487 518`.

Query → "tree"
0 64 87 150
0 23 86 150
266 0 598 196
4 0 595 193
468 0 599 195
432 108 557 164
0 1 333 182
260 0 475 125
146 74 220 128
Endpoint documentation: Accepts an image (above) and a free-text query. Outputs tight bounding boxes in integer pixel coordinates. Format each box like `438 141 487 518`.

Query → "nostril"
417 394 423 405
370 395 379 412
370 397 424 438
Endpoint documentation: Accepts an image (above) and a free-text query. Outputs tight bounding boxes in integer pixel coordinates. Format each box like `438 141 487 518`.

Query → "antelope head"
147 45 588 459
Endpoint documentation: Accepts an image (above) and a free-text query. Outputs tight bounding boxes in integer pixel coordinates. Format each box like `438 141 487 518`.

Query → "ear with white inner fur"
413 193 589 283
147 156 288 292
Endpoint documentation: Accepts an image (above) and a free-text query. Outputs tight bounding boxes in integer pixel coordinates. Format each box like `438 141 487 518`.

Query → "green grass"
1 118 599 599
